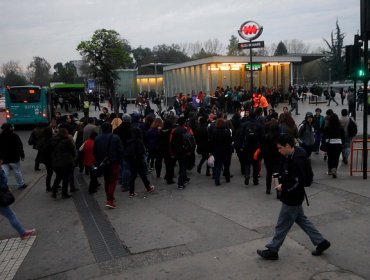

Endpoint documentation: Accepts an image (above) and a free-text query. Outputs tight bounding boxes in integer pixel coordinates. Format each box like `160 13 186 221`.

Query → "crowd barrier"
350 138 370 176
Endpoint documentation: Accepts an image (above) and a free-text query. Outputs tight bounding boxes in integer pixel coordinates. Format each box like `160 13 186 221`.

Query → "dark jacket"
0 131 25 163
50 134 77 168
210 127 233 155
194 124 209 155
279 147 307 206
94 133 123 165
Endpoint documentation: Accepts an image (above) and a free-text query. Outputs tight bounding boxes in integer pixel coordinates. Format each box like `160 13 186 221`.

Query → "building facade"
163 55 322 98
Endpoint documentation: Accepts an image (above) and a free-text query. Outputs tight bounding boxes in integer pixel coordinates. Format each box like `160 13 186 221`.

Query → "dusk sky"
0 0 360 71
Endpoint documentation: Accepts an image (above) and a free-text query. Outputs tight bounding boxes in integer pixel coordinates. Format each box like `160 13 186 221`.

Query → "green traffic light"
358 69 365 77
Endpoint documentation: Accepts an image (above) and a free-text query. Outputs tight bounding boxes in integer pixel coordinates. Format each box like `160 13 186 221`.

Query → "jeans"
128 158 151 195
0 206 25 235
177 157 189 186
214 153 231 184
103 163 120 203
289 103 299 115
266 203 325 252
1 161 25 187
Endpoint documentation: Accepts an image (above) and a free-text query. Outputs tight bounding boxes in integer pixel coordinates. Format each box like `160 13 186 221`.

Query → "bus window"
9 87 41 103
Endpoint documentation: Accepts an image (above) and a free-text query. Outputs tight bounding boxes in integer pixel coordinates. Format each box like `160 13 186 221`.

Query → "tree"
274 41 288 56
152 44 190 63
323 20 345 81
27 56 51 86
227 35 241 56
77 29 134 112
52 62 79 83
283 39 310 54
303 59 328 82
1 61 27 86
132 46 156 74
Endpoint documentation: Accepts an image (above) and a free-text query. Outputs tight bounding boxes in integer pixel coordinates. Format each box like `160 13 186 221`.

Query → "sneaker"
19 184 28 189
129 192 138 198
105 201 116 209
147 186 155 193
178 185 184 190
257 249 279 260
312 239 331 256
244 177 250 186
21 229 36 240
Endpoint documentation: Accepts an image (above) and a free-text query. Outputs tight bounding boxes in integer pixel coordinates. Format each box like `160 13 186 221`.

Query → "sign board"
87 79 96 90
238 21 263 41
238 41 264 49
245 63 262 71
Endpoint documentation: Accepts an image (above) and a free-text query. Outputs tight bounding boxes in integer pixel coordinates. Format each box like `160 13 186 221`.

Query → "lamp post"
328 67 331 89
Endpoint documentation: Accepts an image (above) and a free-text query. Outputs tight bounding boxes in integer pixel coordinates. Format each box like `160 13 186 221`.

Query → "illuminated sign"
29 89 35 94
208 63 243 71
238 41 264 49
245 63 262 71
238 21 263 41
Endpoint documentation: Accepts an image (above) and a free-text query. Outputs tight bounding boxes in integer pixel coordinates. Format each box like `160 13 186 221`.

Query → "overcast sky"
0 0 360 71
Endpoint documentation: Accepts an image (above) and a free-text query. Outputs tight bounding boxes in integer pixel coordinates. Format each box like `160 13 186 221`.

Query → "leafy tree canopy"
1 61 27 86
52 61 81 83
77 29 134 93
27 56 51 86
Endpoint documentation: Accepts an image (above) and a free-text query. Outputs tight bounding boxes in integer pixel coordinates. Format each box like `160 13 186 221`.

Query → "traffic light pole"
362 33 368 179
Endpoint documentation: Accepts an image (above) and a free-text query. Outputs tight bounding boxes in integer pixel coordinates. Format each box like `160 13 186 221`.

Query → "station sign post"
238 20 264 94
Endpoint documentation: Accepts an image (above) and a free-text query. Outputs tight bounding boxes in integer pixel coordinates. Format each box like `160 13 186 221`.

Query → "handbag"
92 135 113 177
0 188 15 207
207 155 215 168
320 138 329 152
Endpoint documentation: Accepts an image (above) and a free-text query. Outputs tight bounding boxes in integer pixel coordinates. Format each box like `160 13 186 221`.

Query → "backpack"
242 122 258 151
182 130 196 153
347 118 358 138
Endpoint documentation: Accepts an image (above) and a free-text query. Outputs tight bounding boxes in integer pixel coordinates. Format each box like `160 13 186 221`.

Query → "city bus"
4 85 51 125
50 83 85 114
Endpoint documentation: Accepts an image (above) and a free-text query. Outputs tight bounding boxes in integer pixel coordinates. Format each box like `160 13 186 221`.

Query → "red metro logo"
238 20 263 41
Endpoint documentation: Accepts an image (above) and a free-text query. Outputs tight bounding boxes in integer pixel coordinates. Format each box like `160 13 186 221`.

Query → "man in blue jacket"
257 134 330 260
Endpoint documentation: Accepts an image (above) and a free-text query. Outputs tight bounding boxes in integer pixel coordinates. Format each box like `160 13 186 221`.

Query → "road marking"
0 236 36 280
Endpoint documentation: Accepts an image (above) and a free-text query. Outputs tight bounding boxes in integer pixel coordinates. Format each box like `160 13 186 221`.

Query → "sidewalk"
0 100 369 280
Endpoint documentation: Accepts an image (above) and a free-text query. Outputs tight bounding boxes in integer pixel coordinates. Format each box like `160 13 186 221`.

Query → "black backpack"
182 130 196 152
242 122 258 151
347 118 358 138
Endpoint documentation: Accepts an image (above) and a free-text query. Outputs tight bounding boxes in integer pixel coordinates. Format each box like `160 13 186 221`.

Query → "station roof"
163 54 324 71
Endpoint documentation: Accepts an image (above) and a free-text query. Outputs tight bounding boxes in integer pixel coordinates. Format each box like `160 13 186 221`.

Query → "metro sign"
238 20 263 41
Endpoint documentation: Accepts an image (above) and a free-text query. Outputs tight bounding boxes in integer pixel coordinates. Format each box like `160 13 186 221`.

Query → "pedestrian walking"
257 134 331 260
94 122 124 208
0 157 35 239
322 113 345 178
327 87 339 106
0 123 27 189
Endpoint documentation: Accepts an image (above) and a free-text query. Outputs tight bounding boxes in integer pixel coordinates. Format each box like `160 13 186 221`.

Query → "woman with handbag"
322 113 345 178
0 157 35 239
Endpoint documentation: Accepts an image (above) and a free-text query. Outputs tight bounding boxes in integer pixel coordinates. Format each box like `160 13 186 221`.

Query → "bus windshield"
9 87 41 103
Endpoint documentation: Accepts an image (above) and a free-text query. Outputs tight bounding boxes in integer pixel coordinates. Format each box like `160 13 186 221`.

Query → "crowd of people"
0 85 357 250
